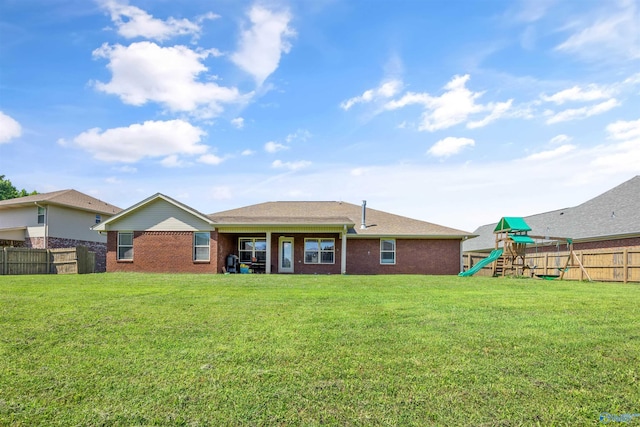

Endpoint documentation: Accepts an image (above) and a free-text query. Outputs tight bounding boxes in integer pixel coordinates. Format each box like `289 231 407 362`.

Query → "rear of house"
94 194 473 275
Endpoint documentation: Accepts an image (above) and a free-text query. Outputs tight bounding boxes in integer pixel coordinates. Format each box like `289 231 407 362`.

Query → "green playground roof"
509 234 535 244
494 217 532 233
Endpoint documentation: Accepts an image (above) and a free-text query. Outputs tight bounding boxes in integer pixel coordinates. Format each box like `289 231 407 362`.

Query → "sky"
1 0 639 232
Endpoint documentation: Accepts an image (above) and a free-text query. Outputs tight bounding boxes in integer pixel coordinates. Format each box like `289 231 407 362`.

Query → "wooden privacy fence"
0 246 95 275
463 247 640 283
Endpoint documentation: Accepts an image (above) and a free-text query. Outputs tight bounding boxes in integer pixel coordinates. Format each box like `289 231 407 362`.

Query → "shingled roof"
0 189 122 215
210 201 472 238
464 175 640 252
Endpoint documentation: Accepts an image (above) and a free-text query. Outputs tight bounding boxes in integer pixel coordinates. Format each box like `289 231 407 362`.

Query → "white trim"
341 228 347 274
278 236 294 273
266 232 272 274
380 238 396 265
303 238 336 264
193 231 210 262
117 231 134 261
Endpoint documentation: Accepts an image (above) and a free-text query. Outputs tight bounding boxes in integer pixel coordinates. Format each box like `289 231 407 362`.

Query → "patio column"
341 226 347 274
266 231 271 274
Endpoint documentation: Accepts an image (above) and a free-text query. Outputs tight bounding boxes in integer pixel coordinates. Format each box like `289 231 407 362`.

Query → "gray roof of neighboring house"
0 189 122 215
210 201 473 238
464 175 640 252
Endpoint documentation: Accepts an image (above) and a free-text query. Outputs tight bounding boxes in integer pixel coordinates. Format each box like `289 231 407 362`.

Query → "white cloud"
99 0 212 41
285 129 311 143
231 5 295 85
340 79 403 110
384 74 512 131
0 111 22 143
210 186 232 200
427 137 475 158
555 1 640 61
92 42 243 116
271 160 311 171
61 119 207 163
350 167 368 176
467 100 513 129
550 134 572 145
160 154 189 168
523 144 576 161
231 117 245 129
545 98 619 124
264 141 288 153
113 165 137 173
607 118 640 140
198 153 225 165
105 176 122 184
241 149 255 156
541 85 612 104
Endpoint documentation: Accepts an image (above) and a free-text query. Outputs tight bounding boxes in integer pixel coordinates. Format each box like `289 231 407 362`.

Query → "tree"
0 175 37 201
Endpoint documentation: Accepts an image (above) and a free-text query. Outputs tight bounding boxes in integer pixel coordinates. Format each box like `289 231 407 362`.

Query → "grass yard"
1 274 639 426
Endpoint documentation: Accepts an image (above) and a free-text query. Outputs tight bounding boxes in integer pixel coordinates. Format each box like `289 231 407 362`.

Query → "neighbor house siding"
106 231 217 273
47 205 108 243
346 238 461 275
112 199 213 232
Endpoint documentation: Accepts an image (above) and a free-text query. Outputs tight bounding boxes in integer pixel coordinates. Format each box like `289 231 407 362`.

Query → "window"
239 238 267 264
194 232 210 261
117 232 133 260
380 239 396 265
95 214 102 224
37 206 45 224
305 238 335 264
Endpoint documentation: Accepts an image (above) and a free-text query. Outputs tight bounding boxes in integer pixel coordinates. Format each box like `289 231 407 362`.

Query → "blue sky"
1 0 639 232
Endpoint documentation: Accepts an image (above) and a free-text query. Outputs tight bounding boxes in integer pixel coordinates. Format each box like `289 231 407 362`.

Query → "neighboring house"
93 194 474 275
0 190 122 271
464 175 640 254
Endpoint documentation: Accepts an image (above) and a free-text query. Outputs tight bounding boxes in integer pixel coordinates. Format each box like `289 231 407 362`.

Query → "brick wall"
216 233 462 275
25 236 108 272
106 231 217 273
346 238 461 275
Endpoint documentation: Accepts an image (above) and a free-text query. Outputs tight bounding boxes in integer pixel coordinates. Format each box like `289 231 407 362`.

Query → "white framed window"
194 232 210 261
37 206 45 224
304 238 335 264
95 214 102 224
117 232 133 260
380 239 396 265
239 238 267 264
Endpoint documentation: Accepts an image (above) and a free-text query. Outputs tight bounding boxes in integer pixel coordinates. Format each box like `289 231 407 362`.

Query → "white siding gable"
109 199 213 231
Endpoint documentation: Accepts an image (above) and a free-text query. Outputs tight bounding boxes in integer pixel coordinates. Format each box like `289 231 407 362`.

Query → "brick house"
93 193 473 275
0 190 122 271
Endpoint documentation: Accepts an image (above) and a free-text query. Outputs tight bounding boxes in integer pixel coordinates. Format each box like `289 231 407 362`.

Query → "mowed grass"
1 274 639 426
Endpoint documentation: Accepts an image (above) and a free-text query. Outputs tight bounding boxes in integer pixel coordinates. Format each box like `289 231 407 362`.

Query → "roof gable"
93 193 214 232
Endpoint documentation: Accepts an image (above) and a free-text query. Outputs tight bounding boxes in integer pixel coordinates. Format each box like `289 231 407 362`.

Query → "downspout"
34 202 48 249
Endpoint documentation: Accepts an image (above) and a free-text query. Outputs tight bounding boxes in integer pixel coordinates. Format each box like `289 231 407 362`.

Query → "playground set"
459 217 591 280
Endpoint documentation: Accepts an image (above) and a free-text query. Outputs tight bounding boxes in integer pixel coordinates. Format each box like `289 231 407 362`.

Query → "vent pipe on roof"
361 200 367 229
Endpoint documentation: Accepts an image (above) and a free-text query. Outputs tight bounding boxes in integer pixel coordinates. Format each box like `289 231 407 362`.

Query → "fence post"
623 248 628 283
1 247 5 275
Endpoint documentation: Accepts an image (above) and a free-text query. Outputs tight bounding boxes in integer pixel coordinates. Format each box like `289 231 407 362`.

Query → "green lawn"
1 274 639 426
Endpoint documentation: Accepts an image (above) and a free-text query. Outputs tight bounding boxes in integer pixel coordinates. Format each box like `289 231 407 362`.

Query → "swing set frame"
528 235 592 281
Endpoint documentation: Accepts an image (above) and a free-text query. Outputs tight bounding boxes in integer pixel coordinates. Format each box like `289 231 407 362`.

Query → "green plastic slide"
459 248 504 277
